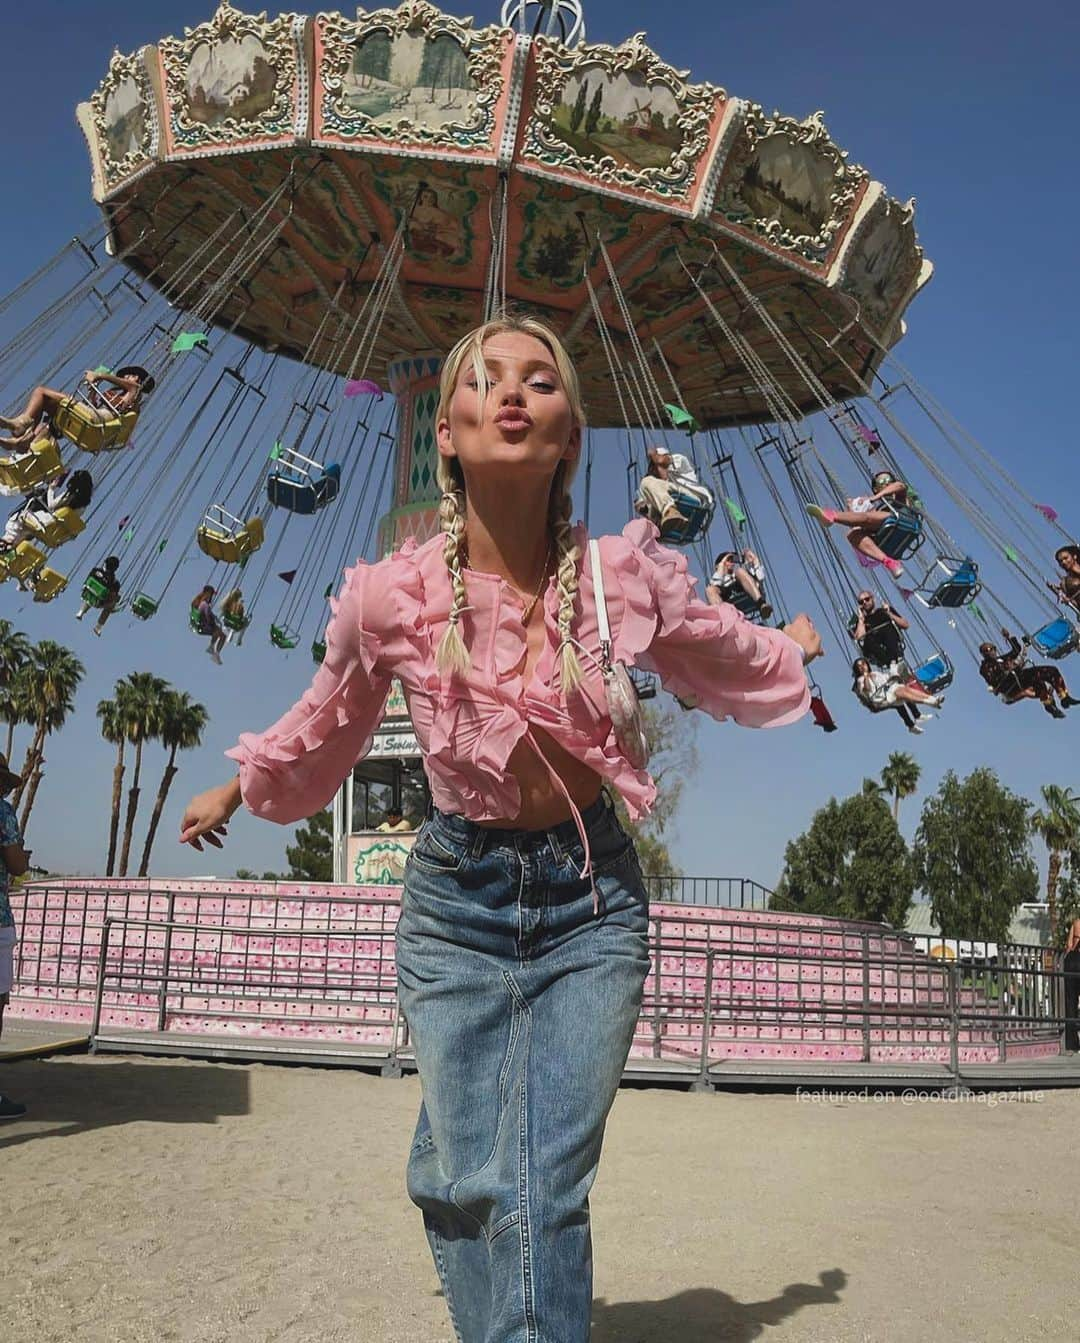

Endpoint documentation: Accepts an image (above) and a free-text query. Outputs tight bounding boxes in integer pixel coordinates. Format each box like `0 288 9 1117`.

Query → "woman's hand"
783 613 824 666
180 778 242 852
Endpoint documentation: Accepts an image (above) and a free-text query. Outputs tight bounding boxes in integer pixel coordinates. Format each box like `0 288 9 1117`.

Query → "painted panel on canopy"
710 107 870 271
518 32 722 210
85 48 159 197
839 195 926 342
314 4 512 158
508 178 651 296
156 6 303 156
360 157 487 280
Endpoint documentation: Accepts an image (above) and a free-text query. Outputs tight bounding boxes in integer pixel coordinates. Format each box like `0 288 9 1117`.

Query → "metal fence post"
690 949 716 1093
157 894 175 1033
651 922 663 1058
90 917 112 1047
861 933 871 1062
381 992 405 1079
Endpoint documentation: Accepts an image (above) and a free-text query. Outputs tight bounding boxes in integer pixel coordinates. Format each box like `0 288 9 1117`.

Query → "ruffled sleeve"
609 519 810 729
225 554 405 824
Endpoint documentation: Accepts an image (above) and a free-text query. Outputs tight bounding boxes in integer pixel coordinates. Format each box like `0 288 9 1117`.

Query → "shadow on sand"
590 1270 847 1341
0 1058 249 1151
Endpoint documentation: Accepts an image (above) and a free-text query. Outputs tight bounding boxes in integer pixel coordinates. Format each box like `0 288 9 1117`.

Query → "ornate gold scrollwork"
319 4 505 151
523 31 721 201
158 3 301 150
714 106 868 262
90 48 156 190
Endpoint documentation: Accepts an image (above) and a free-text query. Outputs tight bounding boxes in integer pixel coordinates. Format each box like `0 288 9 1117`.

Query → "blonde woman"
179 316 821 1341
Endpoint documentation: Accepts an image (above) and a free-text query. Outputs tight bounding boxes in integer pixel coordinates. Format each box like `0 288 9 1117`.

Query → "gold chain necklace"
464 541 553 626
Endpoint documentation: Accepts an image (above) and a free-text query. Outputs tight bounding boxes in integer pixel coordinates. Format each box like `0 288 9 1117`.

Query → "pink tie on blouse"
227 520 811 893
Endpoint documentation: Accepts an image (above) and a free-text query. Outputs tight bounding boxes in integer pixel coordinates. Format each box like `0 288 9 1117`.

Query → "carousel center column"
378 352 446 557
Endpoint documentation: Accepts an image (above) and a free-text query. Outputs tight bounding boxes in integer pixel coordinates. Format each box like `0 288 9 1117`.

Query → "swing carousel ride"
1 0 1076 727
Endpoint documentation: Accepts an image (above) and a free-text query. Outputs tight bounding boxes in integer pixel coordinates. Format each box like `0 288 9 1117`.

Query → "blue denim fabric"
396 792 650 1343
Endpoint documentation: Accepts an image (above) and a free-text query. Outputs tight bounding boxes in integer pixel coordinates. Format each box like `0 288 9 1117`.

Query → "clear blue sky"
2 0 1078 884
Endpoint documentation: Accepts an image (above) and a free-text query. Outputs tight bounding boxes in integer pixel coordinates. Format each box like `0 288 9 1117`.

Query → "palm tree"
0 619 32 758
117 673 169 878
879 751 922 823
12 641 84 833
97 689 132 878
1031 785 1080 935
1 663 34 761
138 690 208 877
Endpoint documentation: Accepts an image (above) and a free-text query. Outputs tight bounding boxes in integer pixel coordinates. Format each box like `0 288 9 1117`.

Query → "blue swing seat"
912 653 954 694
628 666 658 701
1028 617 1079 660
916 556 981 610
267 452 341 515
874 506 925 562
660 488 715 546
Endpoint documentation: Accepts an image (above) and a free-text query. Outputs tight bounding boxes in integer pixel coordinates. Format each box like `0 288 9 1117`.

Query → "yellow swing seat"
24 505 85 548
0 541 46 583
31 567 68 602
0 436 64 493
52 399 138 453
196 512 265 564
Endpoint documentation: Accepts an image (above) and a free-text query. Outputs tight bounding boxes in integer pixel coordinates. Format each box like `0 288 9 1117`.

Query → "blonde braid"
550 462 584 692
435 470 471 677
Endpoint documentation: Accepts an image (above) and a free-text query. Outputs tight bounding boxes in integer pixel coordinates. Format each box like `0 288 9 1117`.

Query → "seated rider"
221 587 247 646
0 365 155 443
849 589 922 730
806 470 914 581
851 656 944 733
0 469 93 550
1051 545 1080 614
192 585 227 665
978 628 1079 720
76 555 122 637
705 550 773 621
634 446 713 538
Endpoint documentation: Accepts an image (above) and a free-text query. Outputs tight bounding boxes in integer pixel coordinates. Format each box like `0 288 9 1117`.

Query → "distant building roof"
905 901 1051 947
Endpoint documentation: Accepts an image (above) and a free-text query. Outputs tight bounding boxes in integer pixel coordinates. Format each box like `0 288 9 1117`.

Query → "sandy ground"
0 1056 1076 1342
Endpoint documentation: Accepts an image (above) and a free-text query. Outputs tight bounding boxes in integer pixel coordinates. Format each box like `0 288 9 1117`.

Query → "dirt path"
0 1056 1073 1341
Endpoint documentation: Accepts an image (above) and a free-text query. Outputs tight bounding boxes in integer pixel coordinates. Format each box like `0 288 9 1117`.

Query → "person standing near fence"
1063 919 1080 1053
178 316 821 1342
0 752 31 1119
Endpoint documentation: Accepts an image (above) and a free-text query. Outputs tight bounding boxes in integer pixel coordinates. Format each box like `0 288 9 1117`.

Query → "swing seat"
912 653 954 694
312 639 327 665
0 436 64 493
31 567 67 603
0 541 45 582
80 574 112 608
222 610 250 633
271 624 300 650
915 556 981 610
660 488 715 546
196 508 265 564
131 593 159 621
1029 617 1079 660
24 505 85 548
267 452 341 515
53 398 137 453
628 666 658 701
190 609 212 636
721 585 765 622
874 506 925 561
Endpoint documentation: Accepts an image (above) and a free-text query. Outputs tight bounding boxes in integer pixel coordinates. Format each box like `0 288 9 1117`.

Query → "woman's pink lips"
495 414 532 431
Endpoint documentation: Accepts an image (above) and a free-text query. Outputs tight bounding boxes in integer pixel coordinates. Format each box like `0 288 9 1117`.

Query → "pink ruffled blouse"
227 520 810 865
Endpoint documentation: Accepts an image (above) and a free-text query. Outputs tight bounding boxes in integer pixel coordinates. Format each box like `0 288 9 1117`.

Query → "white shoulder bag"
589 538 650 770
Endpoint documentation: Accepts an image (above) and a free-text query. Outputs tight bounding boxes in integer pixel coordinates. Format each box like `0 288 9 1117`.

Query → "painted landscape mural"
549 67 683 169
342 29 478 129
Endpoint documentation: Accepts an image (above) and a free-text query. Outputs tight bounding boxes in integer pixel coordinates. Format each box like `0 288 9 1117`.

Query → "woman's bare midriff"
476 727 603 831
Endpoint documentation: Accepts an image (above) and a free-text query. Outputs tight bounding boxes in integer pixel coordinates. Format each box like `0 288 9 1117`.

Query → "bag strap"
589 538 613 669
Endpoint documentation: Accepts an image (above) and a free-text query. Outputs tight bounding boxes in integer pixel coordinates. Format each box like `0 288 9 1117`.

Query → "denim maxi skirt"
396 792 651 1343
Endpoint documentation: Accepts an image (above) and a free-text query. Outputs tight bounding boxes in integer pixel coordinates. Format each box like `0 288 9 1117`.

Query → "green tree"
286 809 333 883
116 673 169 878
1052 852 1080 948
12 641 84 835
0 619 31 757
913 768 1037 944
772 786 914 927
236 868 284 882
97 687 133 878
1030 784 1080 936
879 751 921 823
569 80 589 133
585 84 604 136
138 690 209 877
611 701 699 892
1 661 33 761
